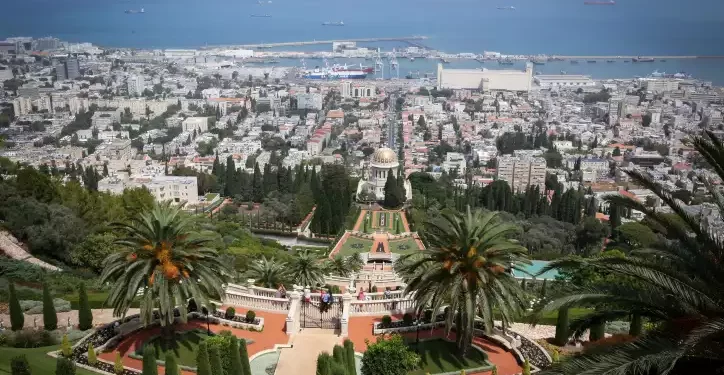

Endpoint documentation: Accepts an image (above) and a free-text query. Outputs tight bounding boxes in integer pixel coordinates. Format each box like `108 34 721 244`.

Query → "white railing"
356 290 406 300
349 298 415 316
224 291 290 313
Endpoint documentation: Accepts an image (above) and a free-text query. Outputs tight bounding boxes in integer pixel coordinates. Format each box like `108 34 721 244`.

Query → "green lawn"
137 329 210 368
291 245 329 257
337 236 374 257
407 339 491 375
62 290 140 310
0 345 97 375
389 237 421 255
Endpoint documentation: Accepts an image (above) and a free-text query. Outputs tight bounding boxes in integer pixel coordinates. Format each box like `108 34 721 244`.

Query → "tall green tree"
535 131 724 374
42 282 57 331
224 155 237 197
343 339 356 375
228 336 244 375
247 256 287 288
287 250 326 288
239 339 252 375
78 282 93 330
209 346 224 375
9 282 24 331
252 163 263 202
395 208 530 354
100 203 231 336
383 170 403 208
163 354 178 375
316 352 332 375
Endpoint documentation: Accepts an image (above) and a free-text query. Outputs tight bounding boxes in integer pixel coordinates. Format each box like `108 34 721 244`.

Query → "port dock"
203 36 428 49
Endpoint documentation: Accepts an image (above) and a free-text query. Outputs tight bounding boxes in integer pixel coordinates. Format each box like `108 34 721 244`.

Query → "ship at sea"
530 57 546 65
633 56 655 62
498 58 514 65
649 70 692 79
250 14 272 17
497 6 515 10
322 21 344 26
301 60 368 79
125 8 145 14
584 0 615 4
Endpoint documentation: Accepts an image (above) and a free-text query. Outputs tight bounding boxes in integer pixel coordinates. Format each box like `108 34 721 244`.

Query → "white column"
286 291 301 335
341 292 352 337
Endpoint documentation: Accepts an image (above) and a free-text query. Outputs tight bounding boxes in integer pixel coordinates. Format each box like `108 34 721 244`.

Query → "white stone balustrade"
223 291 290 313
349 297 415 316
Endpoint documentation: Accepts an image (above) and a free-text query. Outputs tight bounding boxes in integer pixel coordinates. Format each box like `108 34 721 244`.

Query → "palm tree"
100 202 231 334
396 208 530 355
287 250 326 288
347 253 365 274
326 255 352 277
247 256 287 288
535 131 724 374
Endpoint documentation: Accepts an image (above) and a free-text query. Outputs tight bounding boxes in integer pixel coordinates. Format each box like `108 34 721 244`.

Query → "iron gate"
301 299 342 329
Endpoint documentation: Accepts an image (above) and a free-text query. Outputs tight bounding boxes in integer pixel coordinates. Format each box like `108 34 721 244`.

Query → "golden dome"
371 148 398 165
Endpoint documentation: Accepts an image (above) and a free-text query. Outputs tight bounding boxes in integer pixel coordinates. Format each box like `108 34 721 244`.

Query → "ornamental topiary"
228 336 244 375
381 315 392 328
245 310 256 323
77 282 93 331
522 359 531 375
9 282 24 331
42 283 57 331
332 345 346 371
225 307 236 320
402 313 414 326
56 357 76 375
163 353 178 375
61 335 72 357
343 339 356 375
10 355 30 375
87 343 97 365
142 344 158 375
114 351 124 375
316 352 332 375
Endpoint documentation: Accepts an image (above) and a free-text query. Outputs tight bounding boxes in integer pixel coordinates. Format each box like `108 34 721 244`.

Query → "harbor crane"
388 49 399 79
374 49 385 79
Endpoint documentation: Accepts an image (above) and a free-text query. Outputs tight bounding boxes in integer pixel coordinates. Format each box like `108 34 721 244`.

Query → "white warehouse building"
534 75 596 89
437 63 533 92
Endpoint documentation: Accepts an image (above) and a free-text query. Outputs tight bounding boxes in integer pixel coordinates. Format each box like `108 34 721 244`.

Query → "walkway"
274 330 342 375
348 316 522 375
352 209 367 232
98 308 289 375
0 308 140 330
0 230 61 271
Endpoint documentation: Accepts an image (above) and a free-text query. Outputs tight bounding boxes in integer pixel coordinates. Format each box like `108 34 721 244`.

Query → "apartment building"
182 117 209 133
98 175 198 205
496 155 546 192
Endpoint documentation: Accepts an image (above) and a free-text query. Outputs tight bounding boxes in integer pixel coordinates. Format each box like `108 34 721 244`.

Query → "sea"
2 0 724 84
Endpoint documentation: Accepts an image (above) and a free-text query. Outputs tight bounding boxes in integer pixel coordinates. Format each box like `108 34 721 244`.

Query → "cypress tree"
61 335 72 357
238 339 252 375
208 344 223 375
540 279 547 298
383 170 401 208
195 341 212 375
316 352 331 375
88 343 97 365
143 345 158 375
9 282 24 331
163 353 178 375
42 283 57 331
224 155 236 197
331 345 346 373
78 282 92 330
343 339 356 375
252 163 263 202
553 307 569 346
228 336 244 375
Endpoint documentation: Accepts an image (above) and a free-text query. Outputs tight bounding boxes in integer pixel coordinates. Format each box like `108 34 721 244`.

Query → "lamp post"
415 312 422 352
202 306 210 335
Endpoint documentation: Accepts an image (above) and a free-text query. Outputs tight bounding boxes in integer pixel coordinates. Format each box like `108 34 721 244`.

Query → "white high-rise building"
182 117 209 133
127 76 145 97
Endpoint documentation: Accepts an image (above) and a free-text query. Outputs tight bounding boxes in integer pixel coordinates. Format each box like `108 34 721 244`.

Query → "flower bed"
517 334 551 369
372 313 447 335
211 311 264 331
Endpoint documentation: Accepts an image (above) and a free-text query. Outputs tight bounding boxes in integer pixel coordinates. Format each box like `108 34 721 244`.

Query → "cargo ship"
302 68 367 79
649 70 692 79
584 0 615 4
498 58 514 65
322 21 344 26
250 14 272 17
633 56 655 62
125 8 145 14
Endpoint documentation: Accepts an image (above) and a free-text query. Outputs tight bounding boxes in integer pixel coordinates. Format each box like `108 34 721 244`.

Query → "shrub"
56 357 76 375
113 352 124 375
42 283 57 331
491 366 498 375
164 353 178 375
553 307 569 346
245 310 256 323
77 282 92 330
22 298 71 314
361 335 420 375
228 336 243 375
205 331 233 375
61 335 72 357
208 345 224 375
551 349 559 363
343 339 356 375
225 307 236 320
381 315 392 328
10 355 31 375
195 341 211 375
332 345 346 373
142 344 158 375
316 352 332 375
330 361 347 375
239 337 251 375
522 359 531 375
11 329 56 348
589 320 605 342
9 282 24 331
87 343 97 365
402 313 413 326
371 285 378 293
